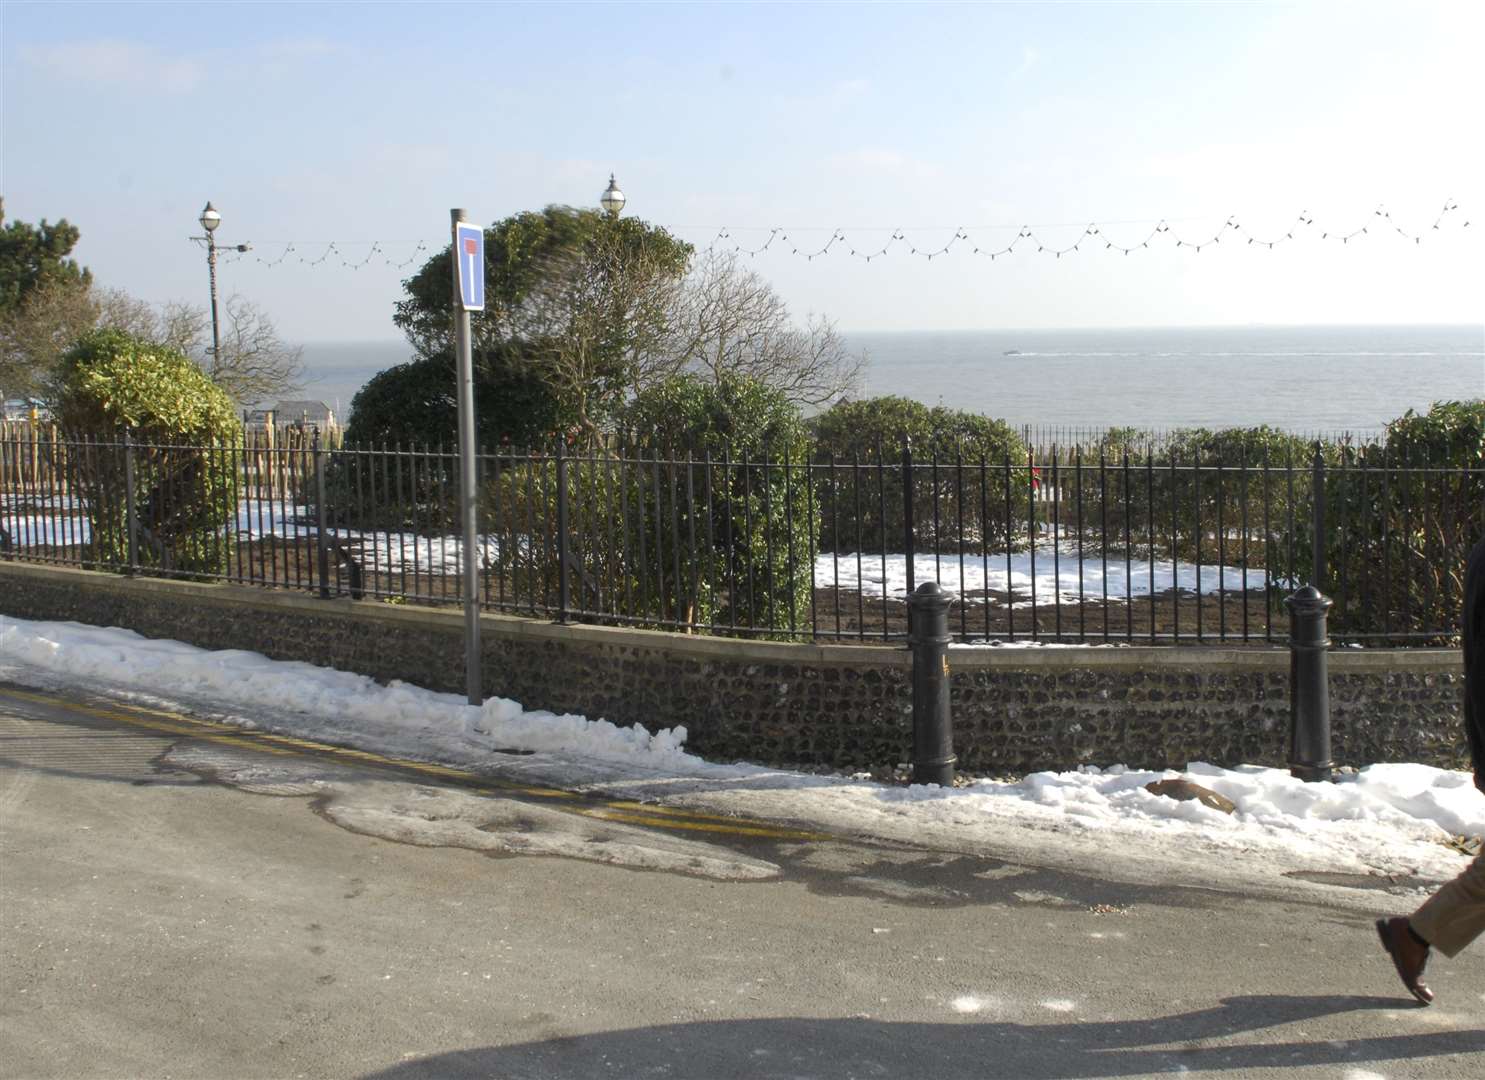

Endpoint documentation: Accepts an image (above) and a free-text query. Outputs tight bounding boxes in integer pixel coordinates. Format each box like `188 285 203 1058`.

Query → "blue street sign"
455 222 485 311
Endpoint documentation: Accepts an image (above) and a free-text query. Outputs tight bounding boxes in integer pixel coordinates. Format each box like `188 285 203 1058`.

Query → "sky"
3 1 1483 345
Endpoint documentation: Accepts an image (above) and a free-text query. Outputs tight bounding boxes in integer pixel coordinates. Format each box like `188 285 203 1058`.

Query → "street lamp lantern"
600 173 626 217
192 201 248 362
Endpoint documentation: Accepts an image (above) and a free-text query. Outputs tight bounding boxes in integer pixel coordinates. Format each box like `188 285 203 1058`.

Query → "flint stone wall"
0 563 1466 774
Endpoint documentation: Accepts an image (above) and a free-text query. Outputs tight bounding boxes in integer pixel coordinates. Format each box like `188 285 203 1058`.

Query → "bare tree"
511 235 683 442
0 282 298 408
663 249 865 408
0 277 95 399
199 294 305 406
97 291 203 354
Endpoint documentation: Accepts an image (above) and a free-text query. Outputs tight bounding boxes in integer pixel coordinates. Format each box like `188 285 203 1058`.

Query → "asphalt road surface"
2 682 1482 1079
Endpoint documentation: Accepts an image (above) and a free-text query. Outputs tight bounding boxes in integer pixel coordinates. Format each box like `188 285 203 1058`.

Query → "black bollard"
1286 585 1334 782
908 581 956 787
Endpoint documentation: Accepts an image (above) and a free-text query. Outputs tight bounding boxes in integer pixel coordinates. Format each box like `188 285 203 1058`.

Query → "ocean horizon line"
294 320 1484 348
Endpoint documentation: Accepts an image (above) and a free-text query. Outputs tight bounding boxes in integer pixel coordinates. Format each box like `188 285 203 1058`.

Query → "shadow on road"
362 995 1484 1079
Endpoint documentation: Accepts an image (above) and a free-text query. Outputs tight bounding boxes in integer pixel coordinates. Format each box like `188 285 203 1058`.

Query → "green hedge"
618 374 817 633
1310 401 1484 640
811 397 1030 553
57 329 240 577
1044 426 1318 570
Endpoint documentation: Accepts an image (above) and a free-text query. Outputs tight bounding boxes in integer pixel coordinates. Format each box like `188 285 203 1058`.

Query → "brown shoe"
1376 917 1435 1005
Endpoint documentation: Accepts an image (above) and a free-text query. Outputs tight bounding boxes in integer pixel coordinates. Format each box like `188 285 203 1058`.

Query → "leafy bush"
1312 401 1484 640
56 329 240 576
474 447 624 619
1056 426 1319 570
618 374 817 633
319 345 568 533
343 345 567 450
810 396 1030 553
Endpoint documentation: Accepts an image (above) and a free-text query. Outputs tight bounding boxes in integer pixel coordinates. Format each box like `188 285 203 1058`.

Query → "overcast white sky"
4 1 1482 344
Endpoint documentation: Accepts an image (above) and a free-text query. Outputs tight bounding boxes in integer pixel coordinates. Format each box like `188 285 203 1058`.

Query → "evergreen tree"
0 198 92 316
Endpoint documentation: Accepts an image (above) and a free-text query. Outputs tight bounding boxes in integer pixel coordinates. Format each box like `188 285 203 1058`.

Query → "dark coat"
1466 536 1485 793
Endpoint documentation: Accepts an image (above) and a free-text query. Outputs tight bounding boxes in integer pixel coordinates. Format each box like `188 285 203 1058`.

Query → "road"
2 682 1482 1079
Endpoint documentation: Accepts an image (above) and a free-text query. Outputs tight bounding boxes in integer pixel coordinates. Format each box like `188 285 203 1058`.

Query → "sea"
297 324 1484 437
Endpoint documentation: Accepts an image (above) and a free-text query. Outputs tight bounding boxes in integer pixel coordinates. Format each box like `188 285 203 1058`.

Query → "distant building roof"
270 400 336 422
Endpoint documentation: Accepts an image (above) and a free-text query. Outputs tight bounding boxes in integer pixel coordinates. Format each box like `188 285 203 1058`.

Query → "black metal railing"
1018 423 1389 454
3 427 1479 647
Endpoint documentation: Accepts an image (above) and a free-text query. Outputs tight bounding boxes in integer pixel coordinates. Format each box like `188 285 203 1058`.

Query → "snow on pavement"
1 613 1477 904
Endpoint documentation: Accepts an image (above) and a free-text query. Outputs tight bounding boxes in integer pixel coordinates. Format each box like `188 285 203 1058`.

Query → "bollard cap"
1285 584 1333 613
907 581 955 646
909 580 956 604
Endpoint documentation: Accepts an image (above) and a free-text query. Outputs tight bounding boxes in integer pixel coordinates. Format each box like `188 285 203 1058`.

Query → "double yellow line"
0 686 823 841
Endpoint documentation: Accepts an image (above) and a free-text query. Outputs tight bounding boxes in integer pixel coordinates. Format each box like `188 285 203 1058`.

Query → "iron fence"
3 428 1479 647
1017 423 1390 454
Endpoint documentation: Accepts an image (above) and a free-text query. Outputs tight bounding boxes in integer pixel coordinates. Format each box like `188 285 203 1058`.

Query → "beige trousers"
1412 852 1485 958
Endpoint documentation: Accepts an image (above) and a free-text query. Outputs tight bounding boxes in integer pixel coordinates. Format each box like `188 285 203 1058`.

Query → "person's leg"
1411 852 1485 958
1377 537 1485 1004
1465 536 1485 789
1376 915 1435 1005
1378 853 1485 1006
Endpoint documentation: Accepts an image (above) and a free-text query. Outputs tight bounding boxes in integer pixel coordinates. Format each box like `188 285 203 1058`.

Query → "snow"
5 496 1269 605
949 995 993 1014
1 497 499 577
1 613 1478 904
815 548 1268 604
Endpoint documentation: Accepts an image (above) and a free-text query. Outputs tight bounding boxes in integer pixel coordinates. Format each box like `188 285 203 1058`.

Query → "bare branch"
511 234 684 442
0 277 98 399
202 294 305 406
663 249 865 408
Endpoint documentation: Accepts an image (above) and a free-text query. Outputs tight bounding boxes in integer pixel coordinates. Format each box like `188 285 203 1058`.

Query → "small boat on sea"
1003 349 1021 356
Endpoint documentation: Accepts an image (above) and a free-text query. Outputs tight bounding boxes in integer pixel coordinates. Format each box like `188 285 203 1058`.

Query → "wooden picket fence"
0 421 341 504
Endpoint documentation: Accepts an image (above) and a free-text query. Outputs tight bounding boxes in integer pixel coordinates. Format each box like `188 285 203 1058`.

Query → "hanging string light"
203 202 1473 272
218 239 432 270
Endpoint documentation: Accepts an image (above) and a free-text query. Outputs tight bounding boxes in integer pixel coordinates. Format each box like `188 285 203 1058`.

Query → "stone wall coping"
1 561 1461 674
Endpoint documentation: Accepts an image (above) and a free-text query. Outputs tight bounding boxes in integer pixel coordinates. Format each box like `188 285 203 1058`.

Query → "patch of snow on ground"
0 613 1477 895
816 549 1268 604
2 494 1269 607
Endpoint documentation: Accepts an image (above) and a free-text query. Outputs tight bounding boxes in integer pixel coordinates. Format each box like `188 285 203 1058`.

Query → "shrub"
1314 400 1484 640
321 346 567 533
475 446 646 621
810 396 1030 553
344 345 566 449
1076 426 1317 570
619 374 817 633
56 329 240 576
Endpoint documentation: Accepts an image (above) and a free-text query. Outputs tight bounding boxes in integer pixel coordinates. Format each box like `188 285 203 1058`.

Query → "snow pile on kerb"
2 613 1479 889
922 761 1483 853
0 615 690 767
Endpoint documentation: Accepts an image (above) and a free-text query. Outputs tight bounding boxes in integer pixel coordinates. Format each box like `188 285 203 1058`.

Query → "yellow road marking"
0 686 825 841
602 799 823 836
0 688 299 756
581 807 824 840
603 799 760 822
0 687 568 797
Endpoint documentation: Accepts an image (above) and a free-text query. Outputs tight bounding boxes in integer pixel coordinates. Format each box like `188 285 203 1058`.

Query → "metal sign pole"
450 208 482 706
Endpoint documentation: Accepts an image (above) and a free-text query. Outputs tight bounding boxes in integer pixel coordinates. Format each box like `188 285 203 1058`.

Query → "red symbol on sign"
464 238 478 255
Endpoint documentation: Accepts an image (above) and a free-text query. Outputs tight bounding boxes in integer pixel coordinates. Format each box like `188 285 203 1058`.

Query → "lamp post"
600 173 626 218
193 202 250 362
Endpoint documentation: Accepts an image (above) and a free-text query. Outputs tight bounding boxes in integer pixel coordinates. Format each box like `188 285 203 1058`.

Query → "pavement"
2 682 1483 1079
